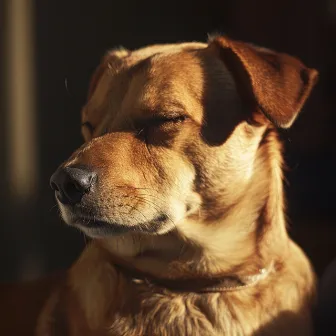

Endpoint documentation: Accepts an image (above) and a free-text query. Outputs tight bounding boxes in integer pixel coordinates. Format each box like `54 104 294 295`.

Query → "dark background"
0 0 335 281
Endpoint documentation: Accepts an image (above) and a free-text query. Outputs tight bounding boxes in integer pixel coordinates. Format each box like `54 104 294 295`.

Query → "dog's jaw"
56 194 193 239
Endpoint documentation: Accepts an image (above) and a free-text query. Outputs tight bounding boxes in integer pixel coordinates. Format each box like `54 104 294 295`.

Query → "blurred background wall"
0 0 335 281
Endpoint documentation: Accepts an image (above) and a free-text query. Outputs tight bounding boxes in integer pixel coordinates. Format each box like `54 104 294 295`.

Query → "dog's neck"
97 128 288 281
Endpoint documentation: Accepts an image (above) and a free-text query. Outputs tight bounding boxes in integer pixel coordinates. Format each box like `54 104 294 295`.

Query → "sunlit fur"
0 36 318 336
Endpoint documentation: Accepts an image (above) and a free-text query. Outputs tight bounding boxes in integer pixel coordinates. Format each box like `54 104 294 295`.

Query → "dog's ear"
208 36 318 128
88 47 130 99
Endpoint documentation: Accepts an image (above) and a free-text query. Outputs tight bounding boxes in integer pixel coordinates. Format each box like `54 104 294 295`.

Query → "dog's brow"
165 101 186 113
141 101 187 117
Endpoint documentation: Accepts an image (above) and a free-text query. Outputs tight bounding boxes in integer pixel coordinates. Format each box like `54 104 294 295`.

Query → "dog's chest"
105 288 248 336
96 276 296 336
69 256 258 335
67 246 313 336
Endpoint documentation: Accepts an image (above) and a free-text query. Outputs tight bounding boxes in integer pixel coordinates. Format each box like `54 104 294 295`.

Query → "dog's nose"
50 166 96 205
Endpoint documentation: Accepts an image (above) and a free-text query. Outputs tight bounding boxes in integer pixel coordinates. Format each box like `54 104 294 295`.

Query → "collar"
114 261 274 294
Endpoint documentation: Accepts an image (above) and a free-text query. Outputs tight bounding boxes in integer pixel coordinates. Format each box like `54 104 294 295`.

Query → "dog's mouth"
62 207 171 238
72 217 131 237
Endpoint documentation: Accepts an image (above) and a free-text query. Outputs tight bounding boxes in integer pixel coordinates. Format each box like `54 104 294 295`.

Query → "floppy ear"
88 47 130 99
208 36 318 128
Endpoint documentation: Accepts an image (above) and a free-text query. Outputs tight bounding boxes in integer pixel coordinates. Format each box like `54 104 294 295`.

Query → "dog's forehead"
83 45 209 124
123 51 205 119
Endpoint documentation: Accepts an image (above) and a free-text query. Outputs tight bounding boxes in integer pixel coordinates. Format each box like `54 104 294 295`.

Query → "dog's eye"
135 115 187 131
134 115 188 141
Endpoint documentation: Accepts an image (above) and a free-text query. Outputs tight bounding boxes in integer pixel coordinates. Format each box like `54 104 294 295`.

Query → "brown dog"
1 35 318 335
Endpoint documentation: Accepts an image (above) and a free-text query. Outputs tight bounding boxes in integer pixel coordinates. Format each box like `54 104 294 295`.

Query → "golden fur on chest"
51 241 314 336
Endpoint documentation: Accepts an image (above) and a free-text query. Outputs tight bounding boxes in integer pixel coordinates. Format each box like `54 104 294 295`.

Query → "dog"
1 35 318 335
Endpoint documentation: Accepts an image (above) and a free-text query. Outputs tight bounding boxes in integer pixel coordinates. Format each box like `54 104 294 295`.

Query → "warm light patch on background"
6 0 38 200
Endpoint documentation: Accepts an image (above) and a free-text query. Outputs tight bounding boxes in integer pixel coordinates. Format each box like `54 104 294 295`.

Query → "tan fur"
0 36 318 336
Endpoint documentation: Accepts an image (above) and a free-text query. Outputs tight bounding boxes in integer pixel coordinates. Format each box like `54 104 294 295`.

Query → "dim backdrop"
0 0 335 281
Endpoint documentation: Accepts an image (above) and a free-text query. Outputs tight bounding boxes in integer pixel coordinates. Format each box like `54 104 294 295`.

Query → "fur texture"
0 36 318 336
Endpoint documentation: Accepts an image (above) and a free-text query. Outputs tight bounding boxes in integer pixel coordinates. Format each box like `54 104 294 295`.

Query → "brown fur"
0 36 318 335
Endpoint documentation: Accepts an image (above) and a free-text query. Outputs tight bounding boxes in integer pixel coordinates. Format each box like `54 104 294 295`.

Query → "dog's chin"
58 203 174 239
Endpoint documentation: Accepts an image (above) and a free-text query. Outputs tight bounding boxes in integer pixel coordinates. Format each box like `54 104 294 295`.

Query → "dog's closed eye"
134 114 187 137
130 115 188 145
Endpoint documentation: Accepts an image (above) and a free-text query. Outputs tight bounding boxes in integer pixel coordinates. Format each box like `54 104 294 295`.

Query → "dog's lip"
74 218 133 235
71 214 169 236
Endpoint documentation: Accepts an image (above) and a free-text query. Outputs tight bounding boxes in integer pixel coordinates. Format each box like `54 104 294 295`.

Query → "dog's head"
51 36 317 268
